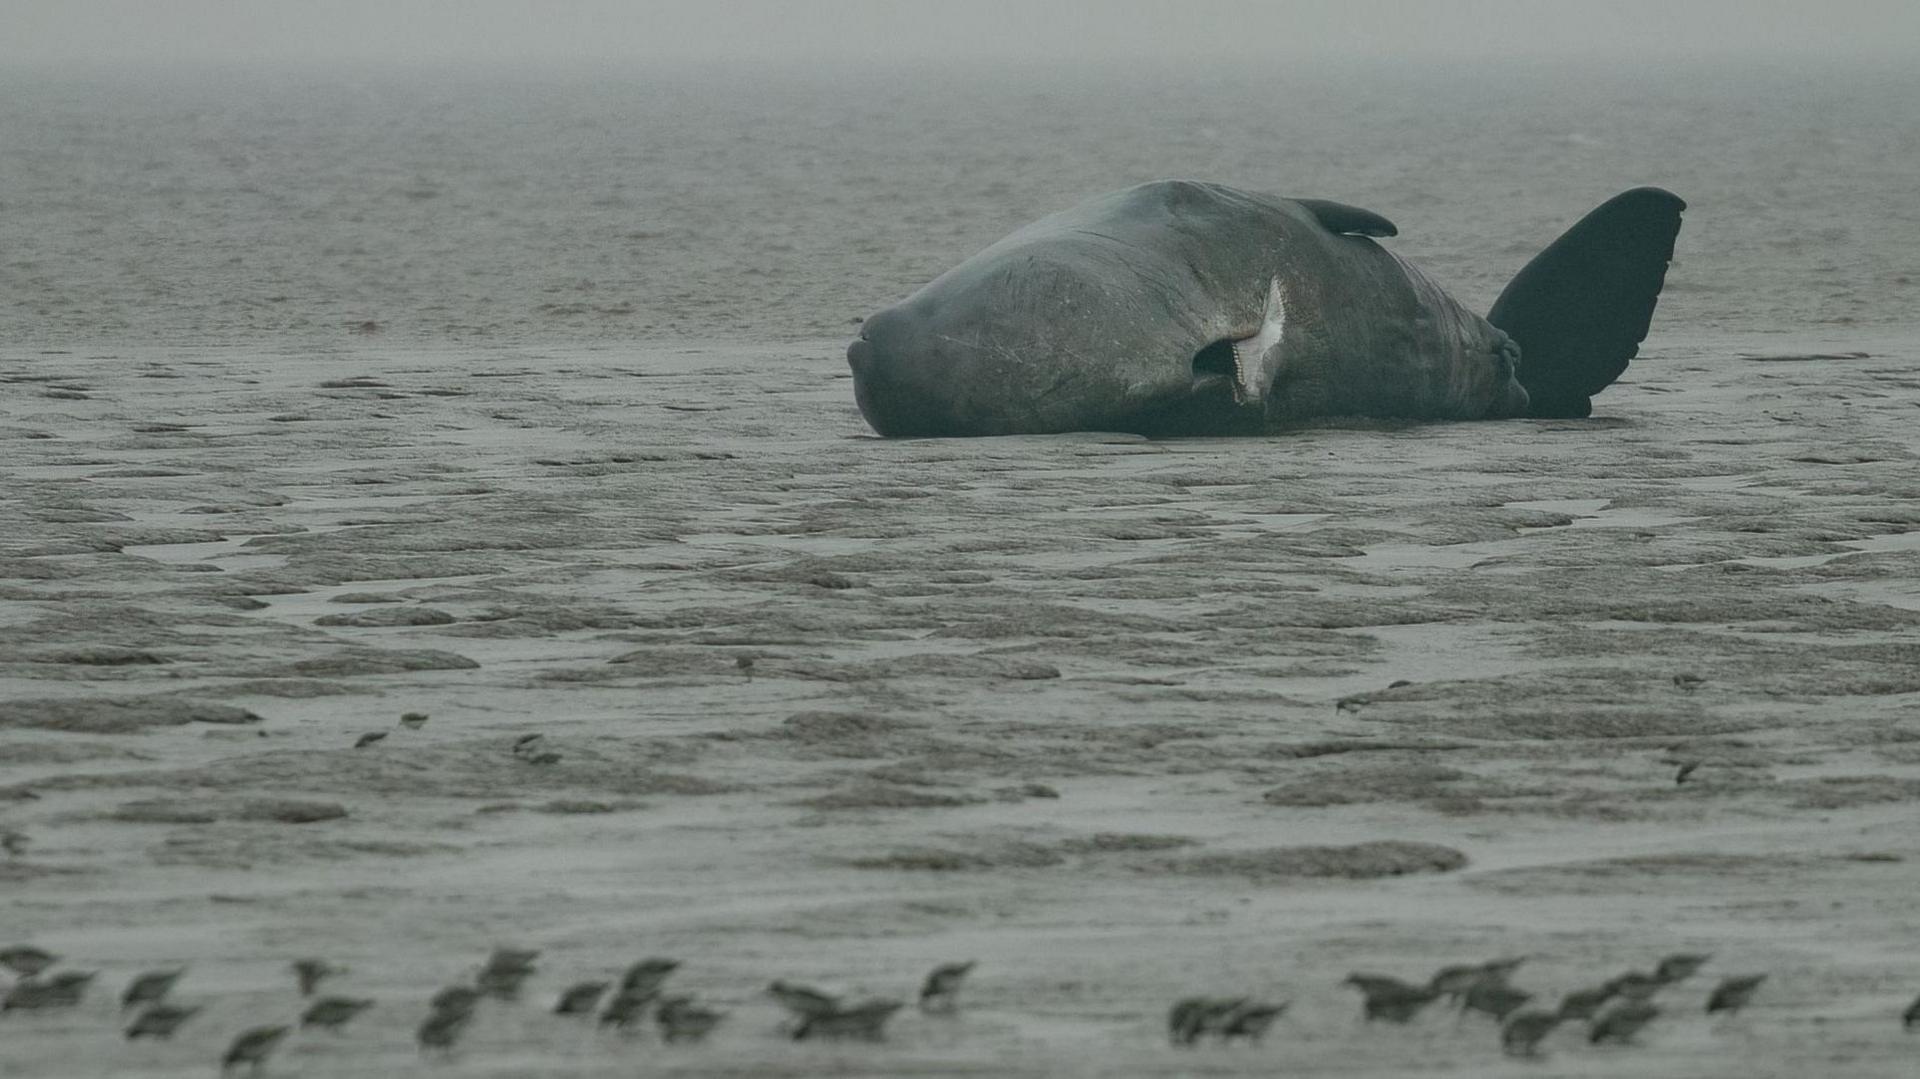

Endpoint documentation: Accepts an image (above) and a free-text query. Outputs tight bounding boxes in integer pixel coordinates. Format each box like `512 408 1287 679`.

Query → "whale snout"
846 328 897 434
847 308 956 438
846 330 876 377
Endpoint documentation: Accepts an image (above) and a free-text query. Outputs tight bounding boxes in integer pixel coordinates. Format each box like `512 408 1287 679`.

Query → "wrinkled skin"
848 181 1528 437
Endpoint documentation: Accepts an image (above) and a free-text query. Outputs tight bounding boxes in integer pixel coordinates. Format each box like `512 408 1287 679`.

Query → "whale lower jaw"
1228 276 1287 406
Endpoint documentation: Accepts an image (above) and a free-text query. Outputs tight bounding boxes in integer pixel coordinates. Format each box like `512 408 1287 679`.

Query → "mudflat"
2 334 1919 1076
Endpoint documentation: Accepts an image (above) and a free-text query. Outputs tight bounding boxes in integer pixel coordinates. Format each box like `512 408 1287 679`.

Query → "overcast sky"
3 1 1916 66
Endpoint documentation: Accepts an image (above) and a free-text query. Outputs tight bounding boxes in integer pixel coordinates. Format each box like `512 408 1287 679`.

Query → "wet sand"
3 334 1920 1076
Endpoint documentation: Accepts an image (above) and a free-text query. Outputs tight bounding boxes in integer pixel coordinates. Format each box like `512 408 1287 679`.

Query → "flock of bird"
1172 951 1920 1060
0 942 974 1074
1319 953 1918 1059
6 941 1920 1071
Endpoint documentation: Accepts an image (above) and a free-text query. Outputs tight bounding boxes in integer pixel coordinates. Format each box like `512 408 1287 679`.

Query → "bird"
621 958 679 994
1904 991 1920 1031
478 946 539 999
4 971 96 1012
1556 984 1619 1021
1430 957 1525 1002
794 999 904 1042
1167 998 1206 1046
1463 981 1532 1024
512 734 544 754
121 967 188 1010
398 712 429 730
1675 761 1701 784
125 1002 202 1040
290 958 341 997
1344 973 1441 1023
0 945 57 978
736 655 755 678
429 984 481 1018
0 829 26 858
353 731 387 749
1501 1009 1562 1058
1428 964 1489 1001
554 981 610 1016
918 961 975 1015
657 995 724 1043
1480 957 1528 979
1672 673 1706 692
767 979 840 1021
301 995 374 1031
1168 997 1247 1047
598 988 658 1031
1605 970 1664 1000
1589 1001 1660 1045
478 963 534 1000
221 1025 291 1077
417 1009 472 1056
1706 974 1767 1016
1655 953 1712 984
1219 1001 1288 1043
526 751 562 765
1345 973 1421 996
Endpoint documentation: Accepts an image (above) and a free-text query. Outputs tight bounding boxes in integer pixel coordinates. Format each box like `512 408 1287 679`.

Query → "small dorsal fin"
1296 199 1398 238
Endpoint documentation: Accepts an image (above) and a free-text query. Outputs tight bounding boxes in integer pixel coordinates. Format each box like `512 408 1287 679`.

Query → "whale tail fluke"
1487 187 1685 418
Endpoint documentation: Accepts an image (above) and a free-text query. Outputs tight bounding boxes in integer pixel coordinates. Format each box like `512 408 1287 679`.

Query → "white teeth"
1230 340 1256 405
1227 277 1287 406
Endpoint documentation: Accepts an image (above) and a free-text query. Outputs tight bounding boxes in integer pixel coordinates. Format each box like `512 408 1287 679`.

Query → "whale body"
847 181 1684 437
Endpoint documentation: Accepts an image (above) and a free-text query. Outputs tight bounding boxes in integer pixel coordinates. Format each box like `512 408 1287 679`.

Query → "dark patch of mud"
1055 833 1198 853
266 648 479 677
1158 841 1468 880
848 841 1067 871
0 696 261 734
1470 850 1906 895
0 740 147 765
193 679 368 699
112 797 348 824
16 646 169 666
75 740 726 801
1262 761 1553 807
783 653 1061 682
149 829 456 868
797 782 986 810
1331 670 1767 740
774 711 944 760
1431 569 1920 633
1781 776 1920 809
313 607 457 627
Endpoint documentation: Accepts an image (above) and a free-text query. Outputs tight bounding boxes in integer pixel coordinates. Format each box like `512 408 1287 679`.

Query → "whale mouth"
1190 338 1236 394
1218 276 1289 407
1188 336 1263 406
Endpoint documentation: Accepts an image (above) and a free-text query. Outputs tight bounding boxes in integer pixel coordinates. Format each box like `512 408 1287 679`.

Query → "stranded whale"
847 181 1684 437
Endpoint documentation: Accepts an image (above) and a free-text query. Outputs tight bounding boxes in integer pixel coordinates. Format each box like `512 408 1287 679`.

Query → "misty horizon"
3 0 1917 68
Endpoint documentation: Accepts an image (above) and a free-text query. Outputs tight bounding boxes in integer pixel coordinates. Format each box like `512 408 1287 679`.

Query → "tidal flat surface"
3 332 1919 1076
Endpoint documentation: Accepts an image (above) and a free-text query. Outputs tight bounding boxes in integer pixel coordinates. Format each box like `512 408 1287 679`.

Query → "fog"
3 0 1917 67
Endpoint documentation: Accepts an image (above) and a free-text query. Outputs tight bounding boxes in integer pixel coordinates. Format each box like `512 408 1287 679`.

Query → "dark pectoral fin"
1488 187 1685 418
1296 199 1398 238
